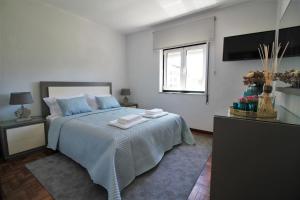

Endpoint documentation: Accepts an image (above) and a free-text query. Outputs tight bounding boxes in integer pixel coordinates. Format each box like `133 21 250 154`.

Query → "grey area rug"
26 134 212 200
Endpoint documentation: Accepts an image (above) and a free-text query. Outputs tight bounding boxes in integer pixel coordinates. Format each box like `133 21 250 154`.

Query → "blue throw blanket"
48 107 195 200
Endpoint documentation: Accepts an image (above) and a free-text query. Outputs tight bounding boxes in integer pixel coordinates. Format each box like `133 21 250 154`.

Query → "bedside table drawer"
6 123 45 155
120 103 138 108
127 105 138 108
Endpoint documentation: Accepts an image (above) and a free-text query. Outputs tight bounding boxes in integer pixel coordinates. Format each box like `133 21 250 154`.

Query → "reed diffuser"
257 42 289 118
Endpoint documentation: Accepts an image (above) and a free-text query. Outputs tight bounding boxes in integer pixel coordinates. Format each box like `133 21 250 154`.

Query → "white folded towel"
118 114 142 125
142 111 168 118
145 108 163 115
109 118 148 129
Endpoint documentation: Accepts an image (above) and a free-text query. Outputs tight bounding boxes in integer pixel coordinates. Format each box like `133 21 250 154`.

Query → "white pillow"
43 97 63 116
46 114 60 123
85 94 99 110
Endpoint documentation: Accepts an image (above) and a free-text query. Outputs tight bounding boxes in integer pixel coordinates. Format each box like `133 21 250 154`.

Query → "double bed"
40 81 195 200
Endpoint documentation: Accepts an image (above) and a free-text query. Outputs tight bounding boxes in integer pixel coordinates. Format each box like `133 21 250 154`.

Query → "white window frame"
161 43 209 94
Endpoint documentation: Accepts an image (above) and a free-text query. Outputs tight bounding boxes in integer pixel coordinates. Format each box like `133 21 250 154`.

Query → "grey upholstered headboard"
40 81 112 117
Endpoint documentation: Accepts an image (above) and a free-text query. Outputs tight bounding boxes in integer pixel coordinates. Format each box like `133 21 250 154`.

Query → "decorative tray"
229 107 257 118
256 111 277 119
229 107 277 119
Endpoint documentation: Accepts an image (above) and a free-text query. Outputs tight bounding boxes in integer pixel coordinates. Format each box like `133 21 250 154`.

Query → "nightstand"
120 103 138 108
0 117 46 160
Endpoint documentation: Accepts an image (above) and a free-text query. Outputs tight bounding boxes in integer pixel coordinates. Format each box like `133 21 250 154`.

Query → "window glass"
186 48 206 91
165 51 182 90
162 43 208 93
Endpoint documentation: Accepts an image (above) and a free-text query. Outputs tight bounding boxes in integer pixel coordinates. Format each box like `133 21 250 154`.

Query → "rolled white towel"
118 114 142 125
145 108 163 115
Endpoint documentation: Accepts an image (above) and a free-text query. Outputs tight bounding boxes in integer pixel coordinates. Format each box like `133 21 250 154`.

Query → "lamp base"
15 105 31 121
123 96 129 105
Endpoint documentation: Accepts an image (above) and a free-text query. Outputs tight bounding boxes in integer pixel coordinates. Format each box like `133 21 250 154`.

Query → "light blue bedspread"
48 107 195 200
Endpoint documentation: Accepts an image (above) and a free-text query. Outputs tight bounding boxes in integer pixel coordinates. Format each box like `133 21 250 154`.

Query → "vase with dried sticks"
257 42 289 118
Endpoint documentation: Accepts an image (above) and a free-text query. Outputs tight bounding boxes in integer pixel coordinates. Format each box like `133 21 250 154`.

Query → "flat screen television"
223 26 300 61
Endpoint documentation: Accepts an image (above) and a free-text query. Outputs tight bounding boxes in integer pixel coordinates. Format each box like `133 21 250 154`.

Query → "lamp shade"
120 89 131 96
9 92 33 105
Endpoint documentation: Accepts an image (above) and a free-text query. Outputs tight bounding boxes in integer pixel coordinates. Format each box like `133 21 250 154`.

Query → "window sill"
158 91 206 96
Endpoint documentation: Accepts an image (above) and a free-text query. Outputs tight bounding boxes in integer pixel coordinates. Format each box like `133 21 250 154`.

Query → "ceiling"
40 0 252 34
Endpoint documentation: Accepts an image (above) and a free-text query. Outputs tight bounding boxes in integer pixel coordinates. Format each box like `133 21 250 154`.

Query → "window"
162 43 208 93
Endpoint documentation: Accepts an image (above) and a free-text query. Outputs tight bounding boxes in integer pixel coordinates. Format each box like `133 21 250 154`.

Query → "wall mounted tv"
223 26 300 61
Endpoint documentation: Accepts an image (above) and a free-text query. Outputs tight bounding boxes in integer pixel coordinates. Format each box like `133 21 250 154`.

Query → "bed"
40 81 195 200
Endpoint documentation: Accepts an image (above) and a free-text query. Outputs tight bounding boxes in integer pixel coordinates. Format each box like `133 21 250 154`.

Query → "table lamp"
120 89 131 105
9 92 33 122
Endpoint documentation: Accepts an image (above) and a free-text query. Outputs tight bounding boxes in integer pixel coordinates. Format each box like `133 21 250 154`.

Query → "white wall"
278 0 291 21
0 1 3 83
0 0 128 120
126 1 279 131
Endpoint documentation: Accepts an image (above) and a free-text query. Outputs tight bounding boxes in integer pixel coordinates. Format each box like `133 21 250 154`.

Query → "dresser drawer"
6 123 45 155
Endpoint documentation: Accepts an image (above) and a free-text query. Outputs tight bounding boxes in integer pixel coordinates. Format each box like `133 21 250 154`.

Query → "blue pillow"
96 96 120 109
57 96 92 116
